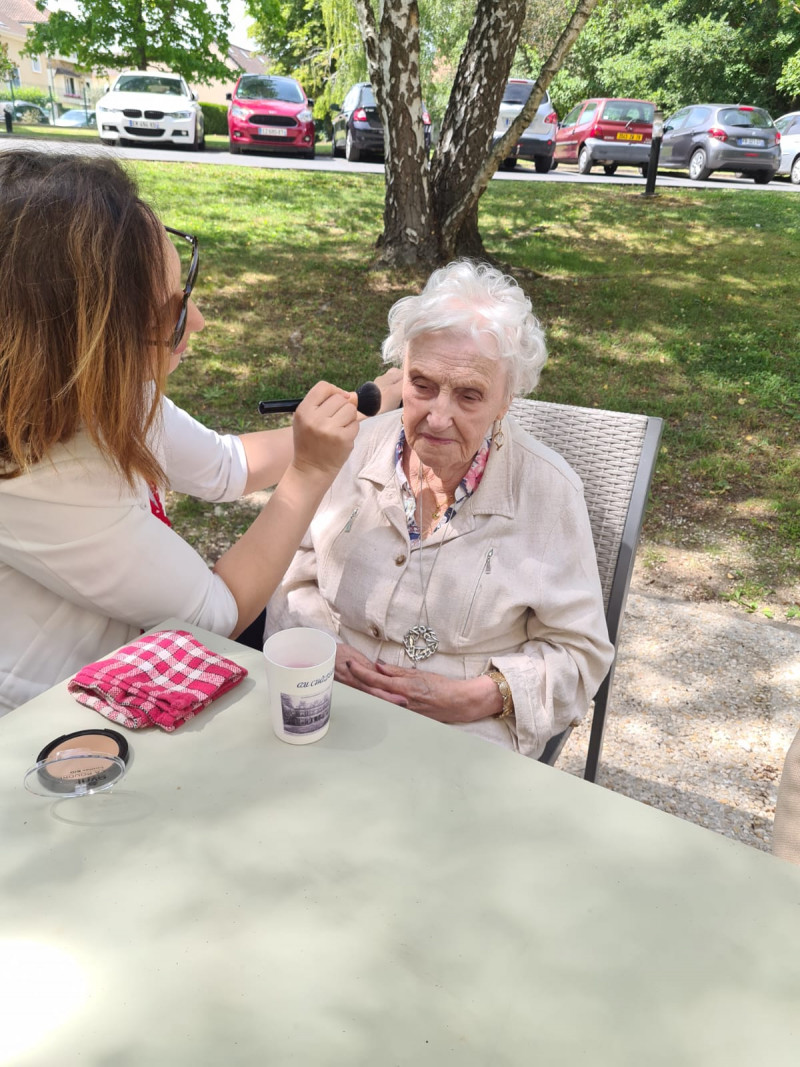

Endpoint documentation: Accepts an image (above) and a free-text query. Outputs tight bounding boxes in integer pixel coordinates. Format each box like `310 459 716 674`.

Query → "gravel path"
559 589 800 854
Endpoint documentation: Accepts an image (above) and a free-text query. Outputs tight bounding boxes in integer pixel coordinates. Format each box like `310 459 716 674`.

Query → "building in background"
0 0 102 115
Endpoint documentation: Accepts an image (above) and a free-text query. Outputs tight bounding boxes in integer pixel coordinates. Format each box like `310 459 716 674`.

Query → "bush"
200 102 228 136
0 86 53 109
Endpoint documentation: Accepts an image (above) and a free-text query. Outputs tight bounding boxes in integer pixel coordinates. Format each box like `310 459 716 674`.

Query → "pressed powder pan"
24 729 130 798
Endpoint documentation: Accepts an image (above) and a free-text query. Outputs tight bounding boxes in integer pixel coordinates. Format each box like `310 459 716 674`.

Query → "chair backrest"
509 398 663 780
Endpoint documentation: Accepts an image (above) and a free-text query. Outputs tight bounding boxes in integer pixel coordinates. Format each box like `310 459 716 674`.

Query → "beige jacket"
267 411 614 759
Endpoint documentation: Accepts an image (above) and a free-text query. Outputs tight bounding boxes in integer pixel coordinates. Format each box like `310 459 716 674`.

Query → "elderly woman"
266 261 614 758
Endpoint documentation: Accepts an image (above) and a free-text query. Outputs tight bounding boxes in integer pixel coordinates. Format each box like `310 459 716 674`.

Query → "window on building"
31 56 42 73
64 75 77 96
11 66 21 88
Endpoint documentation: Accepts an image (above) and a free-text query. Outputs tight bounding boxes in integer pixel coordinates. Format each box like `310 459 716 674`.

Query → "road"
2 136 798 192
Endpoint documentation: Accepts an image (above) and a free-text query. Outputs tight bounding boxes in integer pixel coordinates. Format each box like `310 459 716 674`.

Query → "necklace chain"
402 456 457 666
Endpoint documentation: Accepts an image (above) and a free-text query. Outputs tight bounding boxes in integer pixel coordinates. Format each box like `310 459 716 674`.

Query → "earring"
492 419 505 451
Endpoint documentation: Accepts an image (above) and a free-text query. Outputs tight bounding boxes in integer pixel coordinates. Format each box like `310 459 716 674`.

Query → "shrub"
200 102 228 136
0 86 53 108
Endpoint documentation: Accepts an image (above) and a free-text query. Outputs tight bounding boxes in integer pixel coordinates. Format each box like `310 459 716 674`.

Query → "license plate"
616 132 643 141
258 125 287 136
739 137 764 147
127 120 160 130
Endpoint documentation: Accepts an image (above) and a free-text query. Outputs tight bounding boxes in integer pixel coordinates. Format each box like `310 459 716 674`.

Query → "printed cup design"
263 628 337 745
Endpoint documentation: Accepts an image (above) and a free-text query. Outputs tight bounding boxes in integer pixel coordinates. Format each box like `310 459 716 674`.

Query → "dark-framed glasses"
165 226 199 350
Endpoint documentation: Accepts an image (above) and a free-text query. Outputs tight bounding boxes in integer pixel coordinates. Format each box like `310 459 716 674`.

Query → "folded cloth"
67 630 248 731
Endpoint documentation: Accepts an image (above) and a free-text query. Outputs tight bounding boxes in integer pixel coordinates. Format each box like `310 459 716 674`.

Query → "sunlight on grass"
120 160 800 605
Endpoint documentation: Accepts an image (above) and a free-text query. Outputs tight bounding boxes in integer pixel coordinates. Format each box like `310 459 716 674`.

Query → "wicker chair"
508 398 663 782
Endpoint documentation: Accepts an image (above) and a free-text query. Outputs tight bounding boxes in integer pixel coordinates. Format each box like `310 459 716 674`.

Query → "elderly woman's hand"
342 656 503 723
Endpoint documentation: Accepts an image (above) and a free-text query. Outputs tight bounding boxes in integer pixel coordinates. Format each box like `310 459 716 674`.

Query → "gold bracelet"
485 669 514 720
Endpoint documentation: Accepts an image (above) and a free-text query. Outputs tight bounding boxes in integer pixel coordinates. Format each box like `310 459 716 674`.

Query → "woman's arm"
213 383 358 637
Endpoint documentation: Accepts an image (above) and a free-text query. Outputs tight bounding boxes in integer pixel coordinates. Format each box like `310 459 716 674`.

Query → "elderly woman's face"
402 331 509 480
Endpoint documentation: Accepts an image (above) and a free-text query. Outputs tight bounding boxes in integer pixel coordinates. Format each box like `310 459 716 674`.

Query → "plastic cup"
263 627 337 745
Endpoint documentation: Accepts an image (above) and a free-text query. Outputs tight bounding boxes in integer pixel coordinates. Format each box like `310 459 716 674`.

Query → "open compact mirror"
24 728 130 799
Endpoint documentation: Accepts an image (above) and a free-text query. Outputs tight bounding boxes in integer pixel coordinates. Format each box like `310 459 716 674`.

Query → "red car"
554 97 655 175
227 73 315 158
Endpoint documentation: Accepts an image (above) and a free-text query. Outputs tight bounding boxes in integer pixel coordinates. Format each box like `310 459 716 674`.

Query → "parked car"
54 108 96 128
494 79 558 172
227 73 315 158
331 82 431 161
3 101 50 124
96 71 204 149
659 104 780 184
553 97 654 174
774 112 800 183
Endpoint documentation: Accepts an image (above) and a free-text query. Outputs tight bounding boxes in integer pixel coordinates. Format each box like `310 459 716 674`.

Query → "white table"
1 621 800 1066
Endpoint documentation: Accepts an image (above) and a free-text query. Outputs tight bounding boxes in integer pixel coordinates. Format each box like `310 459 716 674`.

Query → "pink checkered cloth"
67 630 248 731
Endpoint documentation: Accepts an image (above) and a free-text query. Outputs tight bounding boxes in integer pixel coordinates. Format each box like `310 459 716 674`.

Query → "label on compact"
24 729 130 798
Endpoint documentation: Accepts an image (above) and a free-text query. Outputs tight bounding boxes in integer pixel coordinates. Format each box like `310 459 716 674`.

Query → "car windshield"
601 101 654 123
114 75 187 96
719 107 773 129
502 82 533 106
237 76 304 103
60 110 86 120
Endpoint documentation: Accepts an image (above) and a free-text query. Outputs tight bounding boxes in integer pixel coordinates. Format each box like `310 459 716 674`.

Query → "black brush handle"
258 381 381 417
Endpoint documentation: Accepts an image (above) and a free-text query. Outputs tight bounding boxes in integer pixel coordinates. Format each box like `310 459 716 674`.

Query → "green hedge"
200 102 228 136
0 87 53 108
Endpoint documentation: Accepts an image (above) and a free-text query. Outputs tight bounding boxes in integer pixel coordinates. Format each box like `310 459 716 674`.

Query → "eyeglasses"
164 226 199 350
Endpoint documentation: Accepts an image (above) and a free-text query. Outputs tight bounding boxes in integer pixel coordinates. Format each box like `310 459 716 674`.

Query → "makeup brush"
258 381 382 417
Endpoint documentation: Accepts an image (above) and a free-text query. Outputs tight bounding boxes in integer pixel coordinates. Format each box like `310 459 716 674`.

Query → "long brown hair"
0 149 173 485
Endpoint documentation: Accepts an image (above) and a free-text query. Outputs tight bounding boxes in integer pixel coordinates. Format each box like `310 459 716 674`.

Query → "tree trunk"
354 0 437 266
352 0 599 267
430 0 527 261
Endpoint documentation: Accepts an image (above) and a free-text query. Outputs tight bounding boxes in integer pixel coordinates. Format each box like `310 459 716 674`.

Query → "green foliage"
0 41 14 82
23 0 232 84
551 0 800 117
246 0 334 117
0 86 53 107
200 102 229 136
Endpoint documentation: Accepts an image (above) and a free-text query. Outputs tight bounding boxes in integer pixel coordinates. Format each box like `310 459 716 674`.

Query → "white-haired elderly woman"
266 261 614 759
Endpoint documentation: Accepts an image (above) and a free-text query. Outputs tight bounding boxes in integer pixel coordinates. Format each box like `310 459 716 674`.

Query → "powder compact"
24 728 130 798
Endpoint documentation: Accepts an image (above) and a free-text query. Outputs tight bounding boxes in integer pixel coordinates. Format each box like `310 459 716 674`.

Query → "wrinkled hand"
342 655 502 723
373 366 404 413
291 381 358 479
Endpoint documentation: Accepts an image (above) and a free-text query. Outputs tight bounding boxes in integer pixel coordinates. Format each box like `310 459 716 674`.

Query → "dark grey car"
331 82 431 162
659 104 780 184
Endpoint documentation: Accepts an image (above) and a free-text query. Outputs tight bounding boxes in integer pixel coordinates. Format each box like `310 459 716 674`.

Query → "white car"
494 79 559 173
775 111 800 183
96 71 204 150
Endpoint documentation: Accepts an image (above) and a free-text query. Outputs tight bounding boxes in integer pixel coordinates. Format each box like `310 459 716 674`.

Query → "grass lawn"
5 142 795 617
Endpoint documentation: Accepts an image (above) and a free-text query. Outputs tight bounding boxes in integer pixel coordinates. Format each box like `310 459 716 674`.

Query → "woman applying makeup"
0 148 360 712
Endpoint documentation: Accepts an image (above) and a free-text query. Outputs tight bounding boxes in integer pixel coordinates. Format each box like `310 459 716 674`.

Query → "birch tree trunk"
350 0 599 266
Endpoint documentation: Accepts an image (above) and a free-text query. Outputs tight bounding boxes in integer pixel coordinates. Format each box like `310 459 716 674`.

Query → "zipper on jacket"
342 507 359 533
463 547 495 635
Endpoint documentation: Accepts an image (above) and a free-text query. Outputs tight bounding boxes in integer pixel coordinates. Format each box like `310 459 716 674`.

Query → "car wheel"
534 155 551 174
345 129 361 162
640 164 649 178
331 131 337 156
306 141 316 161
688 148 711 181
501 157 518 170
578 146 592 174
790 157 800 185
229 138 241 155
752 170 771 185
603 163 618 176
191 122 204 151
550 159 558 171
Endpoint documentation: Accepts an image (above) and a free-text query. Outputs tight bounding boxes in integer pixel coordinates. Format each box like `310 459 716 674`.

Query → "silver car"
775 112 800 183
494 79 558 173
659 104 780 184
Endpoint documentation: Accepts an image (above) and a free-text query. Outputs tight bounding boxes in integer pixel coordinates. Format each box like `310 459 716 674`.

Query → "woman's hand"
373 366 404 413
291 381 359 480
341 654 503 723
